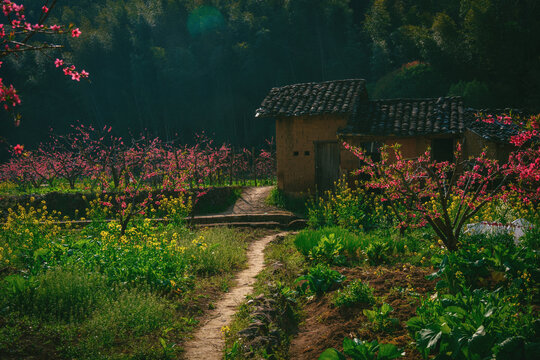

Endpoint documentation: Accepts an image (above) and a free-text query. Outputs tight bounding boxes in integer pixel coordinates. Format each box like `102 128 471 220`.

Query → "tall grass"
188 227 248 275
82 289 174 348
1 268 107 323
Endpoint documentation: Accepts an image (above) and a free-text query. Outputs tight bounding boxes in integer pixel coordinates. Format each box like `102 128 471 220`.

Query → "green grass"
1 268 107 323
0 179 276 197
266 186 307 215
254 234 307 294
0 267 178 359
189 227 248 275
0 203 257 360
81 288 174 346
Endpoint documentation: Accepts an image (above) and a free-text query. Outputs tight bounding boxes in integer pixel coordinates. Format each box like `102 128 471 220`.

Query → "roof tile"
339 97 466 137
255 79 367 118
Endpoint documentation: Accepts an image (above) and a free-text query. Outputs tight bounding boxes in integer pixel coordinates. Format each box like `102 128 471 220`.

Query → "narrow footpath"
183 186 291 359
182 231 288 359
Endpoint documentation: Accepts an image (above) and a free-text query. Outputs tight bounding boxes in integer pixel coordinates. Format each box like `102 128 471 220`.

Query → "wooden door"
315 141 340 191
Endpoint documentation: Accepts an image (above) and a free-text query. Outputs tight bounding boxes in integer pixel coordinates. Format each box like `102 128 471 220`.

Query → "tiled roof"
255 79 367 118
256 80 524 143
464 109 526 143
338 97 466 137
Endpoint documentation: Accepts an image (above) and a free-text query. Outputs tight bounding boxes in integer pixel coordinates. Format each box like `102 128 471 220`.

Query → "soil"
181 231 290 360
288 265 436 360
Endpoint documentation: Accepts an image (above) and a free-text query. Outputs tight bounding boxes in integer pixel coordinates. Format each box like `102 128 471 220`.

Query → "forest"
2 0 540 156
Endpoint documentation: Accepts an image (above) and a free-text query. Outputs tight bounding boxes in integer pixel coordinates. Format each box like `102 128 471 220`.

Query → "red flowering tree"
98 136 164 235
345 114 539 251
1 0 87 120
503 114 540 200
68 124 127 190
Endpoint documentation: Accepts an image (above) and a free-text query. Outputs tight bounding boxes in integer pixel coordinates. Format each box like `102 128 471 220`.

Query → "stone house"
255 79 518 195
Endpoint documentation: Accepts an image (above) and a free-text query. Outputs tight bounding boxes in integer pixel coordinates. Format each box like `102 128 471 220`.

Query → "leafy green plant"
332 280 375 308
295 264 345 296
294 227 366 264
520 225 540 251
224 340 241 359
295 227 359 255
407 289 539 360
365 240 391 265
428 234 539 297
319 337 403 360
159 327 177 359
309 234 346 265
363 303 399 332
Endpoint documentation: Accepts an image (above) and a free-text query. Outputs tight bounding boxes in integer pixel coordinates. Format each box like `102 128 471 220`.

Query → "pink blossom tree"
345 113 539 251
1 0 87 120
99 136 163 235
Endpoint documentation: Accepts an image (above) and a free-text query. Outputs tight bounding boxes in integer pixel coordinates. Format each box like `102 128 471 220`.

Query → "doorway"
315 141 340 191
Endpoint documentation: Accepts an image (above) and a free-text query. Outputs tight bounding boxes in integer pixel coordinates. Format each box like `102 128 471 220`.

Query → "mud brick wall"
276 114 358 194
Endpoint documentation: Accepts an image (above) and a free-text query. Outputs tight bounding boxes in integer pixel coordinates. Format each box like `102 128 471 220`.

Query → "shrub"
372 62 448 99
295 264 345 296
155 194 192 226
521 225 540 251
447 80 493 108
364 240 392 266
0 202 71 274
332 280 375 308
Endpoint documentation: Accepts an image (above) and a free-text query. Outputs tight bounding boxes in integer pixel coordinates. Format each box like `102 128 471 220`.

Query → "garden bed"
289 266 435 360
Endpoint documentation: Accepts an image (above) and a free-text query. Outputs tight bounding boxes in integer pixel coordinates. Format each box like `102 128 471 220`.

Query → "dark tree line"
2 0 539 159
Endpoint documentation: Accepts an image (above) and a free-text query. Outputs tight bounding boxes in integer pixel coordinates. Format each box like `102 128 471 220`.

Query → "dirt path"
222 186 284 215
182 231 289 359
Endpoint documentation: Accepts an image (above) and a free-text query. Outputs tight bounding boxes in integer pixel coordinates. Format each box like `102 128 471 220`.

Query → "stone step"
194 219 307 230
188 213 299 225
